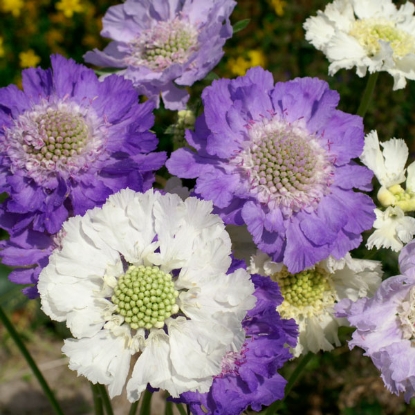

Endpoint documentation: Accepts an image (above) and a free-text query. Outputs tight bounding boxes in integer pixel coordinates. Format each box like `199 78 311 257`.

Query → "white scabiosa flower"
303 0 415 90
360 130 415 250
38 189 256 402
249 251 382 357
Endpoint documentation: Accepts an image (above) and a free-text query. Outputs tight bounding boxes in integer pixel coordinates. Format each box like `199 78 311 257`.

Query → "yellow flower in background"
270 0 286 16
0 37 5 58
55 0 83 18
19 49 40 68
227 50 266 77
270 0 287 16
1 0 24 16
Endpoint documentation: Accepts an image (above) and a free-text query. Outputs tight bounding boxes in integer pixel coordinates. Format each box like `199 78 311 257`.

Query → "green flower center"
112 265 179 330
349 18 415 58
271 266 335 319
23 109 89 164
233 120 333 213
126 18 199 71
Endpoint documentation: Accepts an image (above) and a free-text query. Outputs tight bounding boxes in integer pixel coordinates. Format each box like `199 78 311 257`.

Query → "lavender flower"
0 54 166 297
167 67 375 273
84 0 236 110
336 239 415 402
179 274 298 415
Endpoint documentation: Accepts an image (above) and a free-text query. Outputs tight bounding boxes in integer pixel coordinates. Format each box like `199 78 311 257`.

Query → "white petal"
303 14 336 50
405 161 415 193
179 269 256 321
352 0 397 20
127 330 172 402
330 255 382 301
62 330 132 398
360 131 407 186
367 207 415 251
304 0 354 50
326 32 368 64
56 215 118 278
302 315 339 355
381 138 409 184
168 317 232 379
248 250 284 275
127 330 213 401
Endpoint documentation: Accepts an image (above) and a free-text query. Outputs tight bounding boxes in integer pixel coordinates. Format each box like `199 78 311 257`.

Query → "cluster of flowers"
2 0 415 412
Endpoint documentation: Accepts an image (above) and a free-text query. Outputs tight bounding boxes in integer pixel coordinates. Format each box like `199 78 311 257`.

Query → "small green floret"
28 110 89 163
112 265 179 330
276 268 330 308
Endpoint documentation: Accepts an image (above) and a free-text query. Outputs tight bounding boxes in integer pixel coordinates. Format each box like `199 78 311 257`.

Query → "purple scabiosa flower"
179 274 298 415
335 239 415 403
83 0 236 110
0 54 166 297
166 66 376 273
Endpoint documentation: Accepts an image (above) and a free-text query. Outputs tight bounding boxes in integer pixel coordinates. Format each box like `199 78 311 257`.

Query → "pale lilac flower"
336 239 415 402
84 0 236 110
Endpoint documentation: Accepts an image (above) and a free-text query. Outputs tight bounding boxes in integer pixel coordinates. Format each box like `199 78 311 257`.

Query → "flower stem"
91 383 104 415
0 304 65 415
128 401 139 415
176 403 188 415
356 72 379 119
139 389 153 415
263 352 314 415
96 384 113 415
165 401 174 415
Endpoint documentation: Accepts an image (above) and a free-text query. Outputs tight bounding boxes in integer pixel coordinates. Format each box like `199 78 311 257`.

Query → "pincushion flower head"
0 54 166 297
360 130 415 251
167 66 375 273
303 0 415 90
84 0 236 110
336 240 415 402
179 273 298 415
38 188 256 402
250 251 382 357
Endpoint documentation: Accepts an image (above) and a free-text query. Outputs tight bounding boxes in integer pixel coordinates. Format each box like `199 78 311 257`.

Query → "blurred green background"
1 0 414 414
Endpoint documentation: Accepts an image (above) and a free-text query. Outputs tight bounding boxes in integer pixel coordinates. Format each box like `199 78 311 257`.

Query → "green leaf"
204 71 220 82
233 19 250 34
93 67 124 76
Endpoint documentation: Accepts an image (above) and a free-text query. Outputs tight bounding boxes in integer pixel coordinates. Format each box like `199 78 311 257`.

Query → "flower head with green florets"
304 0 415 90
38 189 256 402
250 251 382 357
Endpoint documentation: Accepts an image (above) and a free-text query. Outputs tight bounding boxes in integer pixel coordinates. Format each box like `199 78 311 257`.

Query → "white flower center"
398 286 415 341
231 119 334 214
349 18 415 58
125 17 199 71
271 265 336 320
112 265 179 330
4 100 107 184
